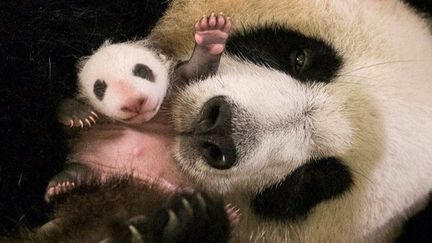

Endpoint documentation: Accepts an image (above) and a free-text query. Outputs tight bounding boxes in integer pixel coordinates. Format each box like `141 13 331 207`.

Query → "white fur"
78 41 171 123
162 0 432 242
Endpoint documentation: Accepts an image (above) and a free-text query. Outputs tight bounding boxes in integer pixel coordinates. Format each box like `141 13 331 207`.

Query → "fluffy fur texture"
150 0 432 242
77 41 170 123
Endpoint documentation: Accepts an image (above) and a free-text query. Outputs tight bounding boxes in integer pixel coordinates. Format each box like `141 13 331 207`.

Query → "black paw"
57 98 99 128
107 190 230 243
149 190 230 243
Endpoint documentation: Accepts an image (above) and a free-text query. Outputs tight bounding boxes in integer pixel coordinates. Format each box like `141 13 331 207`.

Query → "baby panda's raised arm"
174 13 232 83
59 13 231 128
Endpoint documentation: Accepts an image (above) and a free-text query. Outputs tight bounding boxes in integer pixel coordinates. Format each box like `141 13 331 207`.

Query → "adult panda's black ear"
76 55 90 72
251 157 353 222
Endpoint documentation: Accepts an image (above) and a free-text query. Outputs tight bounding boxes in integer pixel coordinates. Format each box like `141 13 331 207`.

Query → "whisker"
339 59 426 76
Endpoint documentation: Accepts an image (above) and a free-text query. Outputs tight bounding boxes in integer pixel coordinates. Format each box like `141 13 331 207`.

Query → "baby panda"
29 14 239 243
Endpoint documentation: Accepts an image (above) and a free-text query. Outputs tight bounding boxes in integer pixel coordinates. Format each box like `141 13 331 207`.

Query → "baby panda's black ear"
133 64 155 82
76 55 90 72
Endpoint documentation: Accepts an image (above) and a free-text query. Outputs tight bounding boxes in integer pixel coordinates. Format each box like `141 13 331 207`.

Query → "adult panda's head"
164 0 432 204
171 26 354 196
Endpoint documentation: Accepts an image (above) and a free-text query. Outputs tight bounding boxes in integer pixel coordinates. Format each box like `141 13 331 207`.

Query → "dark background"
0 0 167 235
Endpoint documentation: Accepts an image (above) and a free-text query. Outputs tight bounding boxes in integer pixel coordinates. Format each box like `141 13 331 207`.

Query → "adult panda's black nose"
194 96 237 170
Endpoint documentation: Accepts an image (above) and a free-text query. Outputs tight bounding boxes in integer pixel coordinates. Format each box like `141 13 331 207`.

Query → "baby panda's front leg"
176 13 232 81
44 162 96 203
57 98 99 128
108 190 231 243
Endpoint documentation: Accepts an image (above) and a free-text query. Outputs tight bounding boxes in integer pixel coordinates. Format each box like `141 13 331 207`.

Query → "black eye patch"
225 24 342 83
93 79 107 101
133 63 155 82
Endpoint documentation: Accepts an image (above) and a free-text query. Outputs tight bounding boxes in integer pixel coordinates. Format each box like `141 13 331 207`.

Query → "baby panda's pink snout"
118 95 160 124
120 97 147 114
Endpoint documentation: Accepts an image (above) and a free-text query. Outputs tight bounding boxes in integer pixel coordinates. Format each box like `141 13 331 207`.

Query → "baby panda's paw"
44 163 94 203
194 12 232 55
57 98 98 128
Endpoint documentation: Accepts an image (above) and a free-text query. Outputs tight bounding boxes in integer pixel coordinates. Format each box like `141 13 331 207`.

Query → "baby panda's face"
78 41 170 124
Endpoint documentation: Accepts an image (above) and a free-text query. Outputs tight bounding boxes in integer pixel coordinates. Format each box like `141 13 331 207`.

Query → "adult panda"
147 0 432 242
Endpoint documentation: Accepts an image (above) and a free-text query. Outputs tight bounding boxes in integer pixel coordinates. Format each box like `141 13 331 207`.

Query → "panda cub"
59 13 232 127
44 13 232 202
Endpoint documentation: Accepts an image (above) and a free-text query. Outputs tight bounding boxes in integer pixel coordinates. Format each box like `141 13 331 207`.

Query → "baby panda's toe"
194 13 232 56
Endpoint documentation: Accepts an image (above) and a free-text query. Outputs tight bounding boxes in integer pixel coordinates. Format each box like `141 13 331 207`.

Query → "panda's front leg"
57 98 99 128
109 190 231 243
175 12 232 82
44 162 96 203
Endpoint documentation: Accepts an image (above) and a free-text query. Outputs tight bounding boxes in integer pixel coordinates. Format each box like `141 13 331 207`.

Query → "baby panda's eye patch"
93 79 107 101
133 63 155 82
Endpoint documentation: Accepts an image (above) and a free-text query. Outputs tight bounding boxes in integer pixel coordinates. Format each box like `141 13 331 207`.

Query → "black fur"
149 189 230 243
0 0 168 235
403 0 432 16
396 194 432 243
133 63 155 82
93 79 107 100
4 178 229 243
225 25 343 83
251 157 352 221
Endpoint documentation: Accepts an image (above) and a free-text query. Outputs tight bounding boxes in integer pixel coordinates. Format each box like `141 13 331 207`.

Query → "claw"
163 209 178 236
89 116 96 124
69 120 74 127
85 118 91 127
91 111 99 118
195 192 207 209
181 198 194 217
79 120 84 128
128 225 144 243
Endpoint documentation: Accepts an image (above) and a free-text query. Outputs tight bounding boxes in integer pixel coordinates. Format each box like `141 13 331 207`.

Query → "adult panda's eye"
290 49 307 75
133 63 155 82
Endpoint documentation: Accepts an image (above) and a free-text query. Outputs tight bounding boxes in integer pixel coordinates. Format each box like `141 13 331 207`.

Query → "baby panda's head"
78 41 170 124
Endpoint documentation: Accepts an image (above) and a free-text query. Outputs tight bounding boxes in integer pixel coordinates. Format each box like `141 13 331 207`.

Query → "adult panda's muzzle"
191 96 237 170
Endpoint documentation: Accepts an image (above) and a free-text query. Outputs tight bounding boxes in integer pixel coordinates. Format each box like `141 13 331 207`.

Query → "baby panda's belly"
70 113 189 191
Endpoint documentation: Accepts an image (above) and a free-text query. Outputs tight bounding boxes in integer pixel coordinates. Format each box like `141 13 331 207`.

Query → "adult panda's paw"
149 189 230 243
57 98 98 128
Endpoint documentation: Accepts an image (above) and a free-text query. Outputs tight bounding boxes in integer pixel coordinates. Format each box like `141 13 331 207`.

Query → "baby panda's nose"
121 98 146 114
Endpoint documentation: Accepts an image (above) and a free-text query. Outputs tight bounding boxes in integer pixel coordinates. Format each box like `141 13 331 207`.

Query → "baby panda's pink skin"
78 41 170 124
70 111 189 191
